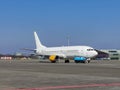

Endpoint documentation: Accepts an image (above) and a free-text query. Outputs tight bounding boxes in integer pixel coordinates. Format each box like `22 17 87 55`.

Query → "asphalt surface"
0 59 120 90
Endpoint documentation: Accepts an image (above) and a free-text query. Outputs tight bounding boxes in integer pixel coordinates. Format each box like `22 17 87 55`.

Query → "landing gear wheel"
51 61 56 63
88 60 90 63
65 59 70 63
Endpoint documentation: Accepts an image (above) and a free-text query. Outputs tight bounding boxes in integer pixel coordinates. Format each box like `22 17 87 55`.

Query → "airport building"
99 49 120 60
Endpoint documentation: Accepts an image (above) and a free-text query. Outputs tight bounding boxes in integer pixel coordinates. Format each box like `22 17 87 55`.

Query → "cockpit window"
87 49 94 51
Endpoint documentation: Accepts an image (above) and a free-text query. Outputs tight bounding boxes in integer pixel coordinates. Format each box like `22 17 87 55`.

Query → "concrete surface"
0 60 120 90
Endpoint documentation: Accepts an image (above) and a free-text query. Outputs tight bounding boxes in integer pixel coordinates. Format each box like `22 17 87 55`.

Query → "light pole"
67 36 70 46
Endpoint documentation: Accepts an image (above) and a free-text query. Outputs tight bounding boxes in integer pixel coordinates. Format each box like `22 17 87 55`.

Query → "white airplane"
33 32 98 63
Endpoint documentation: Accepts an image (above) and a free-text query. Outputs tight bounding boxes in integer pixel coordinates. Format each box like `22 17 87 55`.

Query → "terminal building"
96 49 120 60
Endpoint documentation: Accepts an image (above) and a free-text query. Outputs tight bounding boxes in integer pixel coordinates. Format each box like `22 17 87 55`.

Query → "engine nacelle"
49 55 59 63
74 56 87 63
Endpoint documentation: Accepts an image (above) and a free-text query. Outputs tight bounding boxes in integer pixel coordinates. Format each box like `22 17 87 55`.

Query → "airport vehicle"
33 32 98 63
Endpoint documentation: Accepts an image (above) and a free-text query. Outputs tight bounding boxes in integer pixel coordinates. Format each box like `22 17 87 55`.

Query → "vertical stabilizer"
34 32 46 50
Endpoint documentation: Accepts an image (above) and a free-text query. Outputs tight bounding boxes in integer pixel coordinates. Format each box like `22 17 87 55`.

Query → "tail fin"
34 32 46 50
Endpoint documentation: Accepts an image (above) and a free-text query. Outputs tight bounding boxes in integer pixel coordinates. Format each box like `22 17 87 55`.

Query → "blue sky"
0 0 120 54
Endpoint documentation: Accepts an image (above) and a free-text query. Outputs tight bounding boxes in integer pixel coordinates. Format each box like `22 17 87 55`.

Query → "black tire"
75 60 79 63
51 61 56 63
65 59 70 63
88 60 90 63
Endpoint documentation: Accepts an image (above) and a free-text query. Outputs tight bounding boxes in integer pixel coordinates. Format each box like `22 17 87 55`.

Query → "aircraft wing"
21 48 36 52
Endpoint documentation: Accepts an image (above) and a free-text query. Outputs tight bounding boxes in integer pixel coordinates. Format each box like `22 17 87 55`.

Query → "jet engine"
49 55 59 63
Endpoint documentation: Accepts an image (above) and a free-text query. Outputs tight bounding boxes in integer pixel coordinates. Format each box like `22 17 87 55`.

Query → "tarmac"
0 59 120 90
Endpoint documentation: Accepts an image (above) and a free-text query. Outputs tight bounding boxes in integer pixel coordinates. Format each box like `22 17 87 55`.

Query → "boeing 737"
33 32 98 63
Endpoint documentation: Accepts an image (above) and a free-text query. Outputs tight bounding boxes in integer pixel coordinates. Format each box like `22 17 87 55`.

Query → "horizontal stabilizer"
21 48 36 51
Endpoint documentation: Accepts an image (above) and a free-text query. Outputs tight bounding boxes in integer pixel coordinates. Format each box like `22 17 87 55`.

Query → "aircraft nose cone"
94 51 98 56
